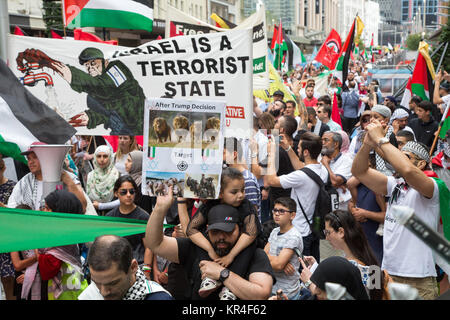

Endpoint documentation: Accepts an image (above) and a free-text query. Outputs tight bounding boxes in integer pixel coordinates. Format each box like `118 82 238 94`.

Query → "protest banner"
165 4 269 90
143 97 225 199
7 28 253 139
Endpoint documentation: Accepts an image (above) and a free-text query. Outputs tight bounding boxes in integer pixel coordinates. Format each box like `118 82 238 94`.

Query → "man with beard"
319 131 353 210
145 191 275 300
352 122 445 300
79 235 172 300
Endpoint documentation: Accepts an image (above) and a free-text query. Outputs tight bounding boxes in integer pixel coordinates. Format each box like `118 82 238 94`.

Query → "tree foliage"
406 33 422 51
42 0 64 37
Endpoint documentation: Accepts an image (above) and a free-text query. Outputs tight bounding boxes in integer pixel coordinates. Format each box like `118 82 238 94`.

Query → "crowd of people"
1 56 450 301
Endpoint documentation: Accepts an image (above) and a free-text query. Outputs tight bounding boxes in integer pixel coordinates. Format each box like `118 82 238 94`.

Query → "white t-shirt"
114 153 128 175
268 226 303 298
318 153 353 206
382 176 440 277
279 164 329 236
442 94 450 110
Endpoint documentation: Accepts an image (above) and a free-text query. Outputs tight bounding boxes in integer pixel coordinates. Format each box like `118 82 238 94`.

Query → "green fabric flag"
432 178 450 241
0 207 174 253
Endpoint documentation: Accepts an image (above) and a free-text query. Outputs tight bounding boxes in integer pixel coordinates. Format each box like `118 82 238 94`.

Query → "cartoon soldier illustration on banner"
16 47 146 135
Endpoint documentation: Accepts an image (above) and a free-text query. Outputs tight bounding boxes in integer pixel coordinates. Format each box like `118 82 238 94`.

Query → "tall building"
264 0 296 34
374 0 404 45
337 0 379 47
401 0 439 31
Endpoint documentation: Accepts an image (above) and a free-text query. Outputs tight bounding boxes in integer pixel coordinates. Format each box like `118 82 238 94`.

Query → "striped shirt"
242 169 261 220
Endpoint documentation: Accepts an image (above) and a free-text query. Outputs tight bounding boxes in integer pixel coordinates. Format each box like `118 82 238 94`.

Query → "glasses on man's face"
323 229 332 237
272 208 292 215
317 103 324 106
119 188 135 196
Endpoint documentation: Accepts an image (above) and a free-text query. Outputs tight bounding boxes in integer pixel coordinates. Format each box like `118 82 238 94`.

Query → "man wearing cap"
370 105 398 176
145 194 275 300
7 142 87 212
352 122 442 299
384 96 397 112
258 90 284 113
51 48 146 135
390 108 415 138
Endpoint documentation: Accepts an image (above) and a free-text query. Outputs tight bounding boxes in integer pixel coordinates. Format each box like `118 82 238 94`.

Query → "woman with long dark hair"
299 210 391 300
322 210 390 300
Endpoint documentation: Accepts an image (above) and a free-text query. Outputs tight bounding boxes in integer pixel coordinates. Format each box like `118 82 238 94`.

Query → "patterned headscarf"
86 145 119 202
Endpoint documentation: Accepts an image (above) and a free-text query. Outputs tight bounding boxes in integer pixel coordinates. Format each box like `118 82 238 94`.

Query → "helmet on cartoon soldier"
78 47 104 65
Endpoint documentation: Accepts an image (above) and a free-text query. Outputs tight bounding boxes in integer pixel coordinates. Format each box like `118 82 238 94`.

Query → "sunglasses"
119 188 135 196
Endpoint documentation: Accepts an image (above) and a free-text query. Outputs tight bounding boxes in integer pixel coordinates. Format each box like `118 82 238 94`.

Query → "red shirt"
303 97 318 108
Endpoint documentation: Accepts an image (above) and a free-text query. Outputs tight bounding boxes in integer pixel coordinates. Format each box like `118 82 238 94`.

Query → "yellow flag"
356 16 364 37
418 41 436 80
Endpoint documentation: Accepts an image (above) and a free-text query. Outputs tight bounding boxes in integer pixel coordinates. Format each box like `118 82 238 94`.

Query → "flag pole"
278 19 282 72
61 0 67 38
429 104 449 156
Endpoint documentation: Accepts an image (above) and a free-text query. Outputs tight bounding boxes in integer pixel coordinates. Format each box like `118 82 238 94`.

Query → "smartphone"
293 248 309 267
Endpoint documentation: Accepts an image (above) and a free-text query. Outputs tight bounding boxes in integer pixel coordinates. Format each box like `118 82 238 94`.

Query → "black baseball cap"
273 90 284 97
206 204 241 233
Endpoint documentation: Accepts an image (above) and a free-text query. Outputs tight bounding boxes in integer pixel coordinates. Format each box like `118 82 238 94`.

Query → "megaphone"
31 144 72 206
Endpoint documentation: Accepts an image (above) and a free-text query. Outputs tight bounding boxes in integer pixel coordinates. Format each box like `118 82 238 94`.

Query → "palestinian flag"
63 0 153 32
334 19 356 91
370 33 375 63
409 42 435 102
273 21 288 71
283 30 306 70
0 59 76 164
439 104 450 140
400 41 435 109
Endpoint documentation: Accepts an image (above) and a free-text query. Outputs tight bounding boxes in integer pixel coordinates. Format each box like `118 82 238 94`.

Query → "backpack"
296 167 339 239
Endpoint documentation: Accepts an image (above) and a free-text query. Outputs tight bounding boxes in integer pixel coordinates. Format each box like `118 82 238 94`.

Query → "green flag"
0 207 174 253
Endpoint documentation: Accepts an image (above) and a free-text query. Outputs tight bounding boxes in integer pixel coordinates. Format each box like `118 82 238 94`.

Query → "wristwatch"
377 137 389 148
219 268 230 283
304 280 312 288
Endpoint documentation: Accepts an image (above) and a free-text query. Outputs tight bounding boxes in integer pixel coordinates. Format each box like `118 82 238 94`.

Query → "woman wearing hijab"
18 190 88 300
125 150 154 214
87 145 120 215
309 256 369 300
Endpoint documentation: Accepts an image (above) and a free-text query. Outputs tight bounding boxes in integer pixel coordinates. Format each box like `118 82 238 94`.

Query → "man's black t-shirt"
176 237 275 300
106 206 149 263
269 147 294 211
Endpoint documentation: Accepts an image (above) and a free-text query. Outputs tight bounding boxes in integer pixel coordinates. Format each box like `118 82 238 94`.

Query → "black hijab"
45 190 83 215
310 256 369 300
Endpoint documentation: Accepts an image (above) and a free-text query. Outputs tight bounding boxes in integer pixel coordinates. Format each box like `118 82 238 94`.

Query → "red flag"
332 93 342 129
314 29 341 70
74 28 118 45
270 25 278 50
50 30 63 39
14 26 25 36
